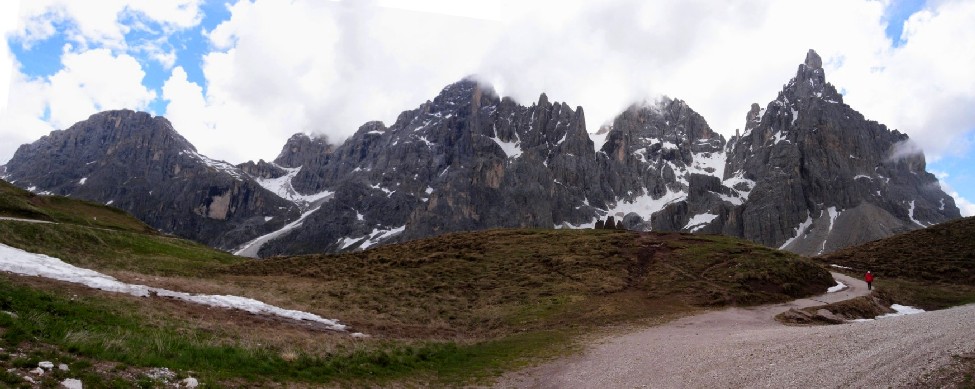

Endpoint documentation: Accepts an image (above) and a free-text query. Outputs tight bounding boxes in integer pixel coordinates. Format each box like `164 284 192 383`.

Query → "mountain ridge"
1 50 961 256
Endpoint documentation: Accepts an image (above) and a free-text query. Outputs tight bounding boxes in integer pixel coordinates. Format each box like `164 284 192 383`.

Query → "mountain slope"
715 50 959 254
2 51 960 256
1 110 301 249
818 216 975 286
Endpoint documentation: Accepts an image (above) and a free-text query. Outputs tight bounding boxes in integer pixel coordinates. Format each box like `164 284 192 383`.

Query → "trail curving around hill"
497 272 975 388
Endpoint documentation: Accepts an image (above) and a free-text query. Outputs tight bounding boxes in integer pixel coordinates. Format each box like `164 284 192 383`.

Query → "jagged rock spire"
804 49 822 70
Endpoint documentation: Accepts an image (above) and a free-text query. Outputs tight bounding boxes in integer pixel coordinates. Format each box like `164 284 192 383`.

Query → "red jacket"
865 272 874 282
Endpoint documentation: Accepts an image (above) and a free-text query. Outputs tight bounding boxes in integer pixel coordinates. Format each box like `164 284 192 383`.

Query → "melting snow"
489 134 523 159
234 204 328 258
689 150 726 178
0 243 350 332
771 131 790 145
827 281 846 293
853 304 926 322
604 186 687 223
779 214 814 249
719 173 755 205
791 108 799 126
907 200 926 227
254 166 333 210
854 175 871 180
184 151 244 180
79 177 87 185
818 206 840 255
338 225 407 250
684 213 718 233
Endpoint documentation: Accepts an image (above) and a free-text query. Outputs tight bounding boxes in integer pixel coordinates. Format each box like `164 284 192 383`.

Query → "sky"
0 0 972 216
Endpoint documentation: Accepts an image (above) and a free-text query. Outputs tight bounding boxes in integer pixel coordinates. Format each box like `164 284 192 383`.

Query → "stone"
61 378 83 389
182 377 199 388
38 361 54 370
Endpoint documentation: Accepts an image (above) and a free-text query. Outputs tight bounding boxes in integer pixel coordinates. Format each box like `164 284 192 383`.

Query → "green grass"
0 275 571 387
0 221 242 277
0 179 151 233
817 216 975 309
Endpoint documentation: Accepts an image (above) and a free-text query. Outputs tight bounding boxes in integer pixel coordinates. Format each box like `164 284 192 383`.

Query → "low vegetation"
817 216 975 310
231 229 833 340
0 178 840 386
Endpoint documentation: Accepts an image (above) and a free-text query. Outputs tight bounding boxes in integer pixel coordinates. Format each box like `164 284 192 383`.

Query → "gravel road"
497 272 975 388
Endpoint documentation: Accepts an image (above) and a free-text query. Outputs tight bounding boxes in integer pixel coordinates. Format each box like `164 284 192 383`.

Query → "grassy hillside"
1 179 242 276
230 229 833 339
817 216 975 309
0 179 152 233
1 179 836 386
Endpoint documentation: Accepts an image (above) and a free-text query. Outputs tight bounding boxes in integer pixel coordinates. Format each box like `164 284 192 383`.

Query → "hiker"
865 271 874 290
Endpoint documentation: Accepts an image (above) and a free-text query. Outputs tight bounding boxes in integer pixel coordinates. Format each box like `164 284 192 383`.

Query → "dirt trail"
498 272 975 388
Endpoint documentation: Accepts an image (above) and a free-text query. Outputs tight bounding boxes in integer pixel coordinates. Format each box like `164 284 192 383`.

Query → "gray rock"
2 110 300 249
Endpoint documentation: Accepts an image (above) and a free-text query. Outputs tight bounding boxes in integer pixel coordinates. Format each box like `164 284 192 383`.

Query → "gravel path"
498 272 975 388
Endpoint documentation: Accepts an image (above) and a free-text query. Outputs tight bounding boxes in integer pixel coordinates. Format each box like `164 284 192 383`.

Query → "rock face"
0 110 300 249
715 49 959 254
1 50 961 257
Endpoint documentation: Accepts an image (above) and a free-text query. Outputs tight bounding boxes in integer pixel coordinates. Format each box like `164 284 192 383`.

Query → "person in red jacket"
865 271 874 290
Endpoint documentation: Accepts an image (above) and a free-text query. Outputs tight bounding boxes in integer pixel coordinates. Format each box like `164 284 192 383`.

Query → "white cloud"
950 192 975 217
45 49 156 129
13 0 202 49
0 49 155 163
1 1 18 117
164 0 501 163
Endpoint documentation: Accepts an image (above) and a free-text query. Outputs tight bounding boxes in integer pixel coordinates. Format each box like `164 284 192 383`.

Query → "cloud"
886 139 924 162
161 0 501 163
951 192 975 217
0 49 155 162
45 49 156 128
12 0 202 49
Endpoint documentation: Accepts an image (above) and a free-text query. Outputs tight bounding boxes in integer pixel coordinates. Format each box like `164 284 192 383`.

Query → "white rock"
59 363 70 371
61 378 84 389
182 377 199 388
24 375 36 383
30 367 45 375
39 361 55 369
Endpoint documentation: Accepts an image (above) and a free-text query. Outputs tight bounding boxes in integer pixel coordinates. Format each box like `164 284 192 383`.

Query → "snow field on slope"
0 243 355 333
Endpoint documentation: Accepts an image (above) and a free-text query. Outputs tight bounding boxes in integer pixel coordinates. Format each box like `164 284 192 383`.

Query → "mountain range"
1 50 960 257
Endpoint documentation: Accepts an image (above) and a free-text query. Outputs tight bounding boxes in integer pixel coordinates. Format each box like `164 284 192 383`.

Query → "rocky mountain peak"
804 49 823 70
3 110 301 249
273 133 334 169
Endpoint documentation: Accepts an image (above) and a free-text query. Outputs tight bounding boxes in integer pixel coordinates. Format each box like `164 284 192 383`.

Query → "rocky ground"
497 273 975 388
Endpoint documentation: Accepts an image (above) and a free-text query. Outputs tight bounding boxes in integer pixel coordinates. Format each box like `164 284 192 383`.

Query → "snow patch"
830 264 852 270
907 200 926 227
879 304 925 318
234 203 328 258
771 131 790 145
719 173 755 205
818 206 840 255
183 151 244 180
684 213 718 233
339 225 407 250
254 166 333 210
779 214 814 249
0 243 349 332
604 186 687 223
827 281 846 293
79 177 87 185
489 134 523 159
689 150 726 178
